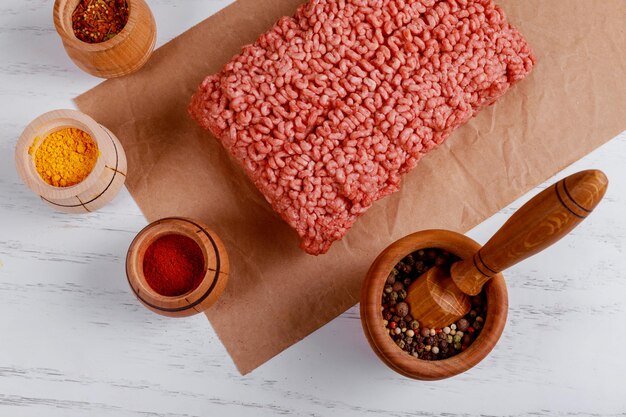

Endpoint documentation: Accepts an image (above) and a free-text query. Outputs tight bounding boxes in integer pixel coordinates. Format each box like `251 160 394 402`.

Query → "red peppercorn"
389 321 397 329
468 327 475 333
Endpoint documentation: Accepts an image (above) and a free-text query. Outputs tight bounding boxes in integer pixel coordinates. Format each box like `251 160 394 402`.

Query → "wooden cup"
360 230 508 381
53 0 156 78
126 217 230 318
15 109 127 213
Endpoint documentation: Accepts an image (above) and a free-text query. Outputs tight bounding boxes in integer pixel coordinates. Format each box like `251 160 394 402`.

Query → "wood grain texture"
361 230 508 380
406 265 472 328
53 0 156 78
15 109 127 213
451 170 608 296
0 0 626 415
126 217 229 318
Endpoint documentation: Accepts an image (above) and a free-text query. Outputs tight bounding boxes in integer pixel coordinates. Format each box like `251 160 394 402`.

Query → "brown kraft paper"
75 0 626 374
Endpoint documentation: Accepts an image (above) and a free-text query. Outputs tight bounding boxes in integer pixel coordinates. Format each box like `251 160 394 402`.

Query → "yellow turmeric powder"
29 128 99 187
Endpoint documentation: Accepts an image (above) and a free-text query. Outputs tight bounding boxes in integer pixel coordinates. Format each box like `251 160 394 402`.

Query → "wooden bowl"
15 109 127 213
126 217 230 318
53 0 156 78
360 230 508 380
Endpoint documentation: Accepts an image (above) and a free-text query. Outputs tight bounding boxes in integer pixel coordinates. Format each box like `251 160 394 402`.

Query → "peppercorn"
456 318 469 332
396 302 409 317
380 247 487 361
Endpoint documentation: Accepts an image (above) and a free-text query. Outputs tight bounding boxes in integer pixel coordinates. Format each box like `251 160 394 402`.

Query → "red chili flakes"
71 0 129 44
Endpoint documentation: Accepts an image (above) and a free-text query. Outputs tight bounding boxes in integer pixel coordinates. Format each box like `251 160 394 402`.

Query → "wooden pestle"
405 169 609 329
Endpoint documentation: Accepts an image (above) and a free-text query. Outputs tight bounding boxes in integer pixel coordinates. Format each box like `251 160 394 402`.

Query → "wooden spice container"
15 109 127 213
53 0 156 78
361 230 508 381
126 218 230 318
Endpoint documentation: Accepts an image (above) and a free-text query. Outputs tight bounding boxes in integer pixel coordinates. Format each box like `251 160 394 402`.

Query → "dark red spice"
72 0 129 44
143 234 205 297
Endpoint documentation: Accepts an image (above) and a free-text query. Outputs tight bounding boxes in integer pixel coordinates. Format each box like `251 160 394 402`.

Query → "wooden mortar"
53 0 156 78
15 109 127 213
361 170 608 380
360 230 507 381
126 217 230 318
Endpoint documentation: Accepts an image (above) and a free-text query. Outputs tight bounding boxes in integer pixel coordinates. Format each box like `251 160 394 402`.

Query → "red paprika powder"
143 234 205 297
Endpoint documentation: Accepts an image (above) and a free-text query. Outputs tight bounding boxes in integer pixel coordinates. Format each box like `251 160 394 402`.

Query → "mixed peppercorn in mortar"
382 248 486 360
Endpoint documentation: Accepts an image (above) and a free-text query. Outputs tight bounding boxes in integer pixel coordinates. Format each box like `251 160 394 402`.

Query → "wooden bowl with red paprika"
53 0 156 78
126 217 229 318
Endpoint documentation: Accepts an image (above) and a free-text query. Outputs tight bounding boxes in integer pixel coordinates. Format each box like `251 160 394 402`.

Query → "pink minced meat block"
189 0 535 255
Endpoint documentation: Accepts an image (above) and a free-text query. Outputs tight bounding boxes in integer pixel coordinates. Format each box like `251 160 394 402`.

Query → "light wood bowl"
360 230 508 380
126 217 230 318
53 0 156 78
15 109 127 213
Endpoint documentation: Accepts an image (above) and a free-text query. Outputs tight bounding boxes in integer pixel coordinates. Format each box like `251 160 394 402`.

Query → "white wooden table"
1 1 625 416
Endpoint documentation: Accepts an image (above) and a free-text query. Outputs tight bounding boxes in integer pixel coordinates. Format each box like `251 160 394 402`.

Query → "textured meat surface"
189 0 535 255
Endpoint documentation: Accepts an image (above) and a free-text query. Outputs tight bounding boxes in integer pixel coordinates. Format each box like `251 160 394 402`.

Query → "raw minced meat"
189 0 535 255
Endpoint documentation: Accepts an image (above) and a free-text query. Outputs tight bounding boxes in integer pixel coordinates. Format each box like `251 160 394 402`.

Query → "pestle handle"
451 170 608 296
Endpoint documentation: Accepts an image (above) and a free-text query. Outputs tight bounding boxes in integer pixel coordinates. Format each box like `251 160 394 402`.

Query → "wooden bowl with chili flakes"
126 217 230 318
53 0 156 78
360 230 508 381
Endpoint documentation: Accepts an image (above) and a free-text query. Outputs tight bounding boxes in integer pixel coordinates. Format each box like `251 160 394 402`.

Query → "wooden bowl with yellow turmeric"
15 109 127 213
